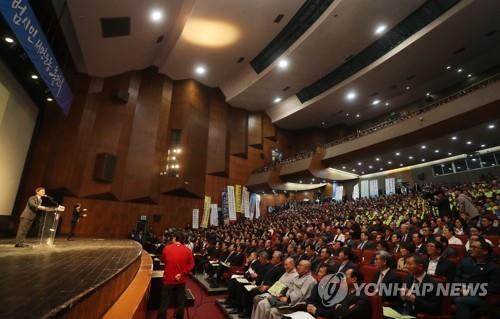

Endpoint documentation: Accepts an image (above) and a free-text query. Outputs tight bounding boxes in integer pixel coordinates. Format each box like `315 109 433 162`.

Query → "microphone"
43 195 54 200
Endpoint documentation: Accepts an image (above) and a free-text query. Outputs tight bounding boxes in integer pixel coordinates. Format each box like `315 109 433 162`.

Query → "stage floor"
0 238 142 319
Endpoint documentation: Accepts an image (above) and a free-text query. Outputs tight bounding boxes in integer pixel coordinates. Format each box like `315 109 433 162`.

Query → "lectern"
37 205 65 247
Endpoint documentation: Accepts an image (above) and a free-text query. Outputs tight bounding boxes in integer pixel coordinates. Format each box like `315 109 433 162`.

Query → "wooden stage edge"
103 251 153 319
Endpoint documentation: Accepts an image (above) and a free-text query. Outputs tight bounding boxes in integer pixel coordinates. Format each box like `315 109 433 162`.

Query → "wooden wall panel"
206 90 229 176
229 108 248 157
248 112 263 148
262 113 276 140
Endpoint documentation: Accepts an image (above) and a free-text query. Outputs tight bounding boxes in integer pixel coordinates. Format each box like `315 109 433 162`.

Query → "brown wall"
15 68 287 238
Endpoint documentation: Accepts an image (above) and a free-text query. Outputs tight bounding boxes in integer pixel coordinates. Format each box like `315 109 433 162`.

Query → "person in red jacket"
157 230 195 319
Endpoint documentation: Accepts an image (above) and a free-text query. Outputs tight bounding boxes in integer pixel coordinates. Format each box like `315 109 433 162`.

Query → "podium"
37 205 65 247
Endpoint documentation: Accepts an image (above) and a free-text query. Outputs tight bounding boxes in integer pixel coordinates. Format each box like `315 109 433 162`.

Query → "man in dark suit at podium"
15 187 54 247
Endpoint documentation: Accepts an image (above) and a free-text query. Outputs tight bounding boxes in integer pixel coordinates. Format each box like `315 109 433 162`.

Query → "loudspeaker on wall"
93 153 117 182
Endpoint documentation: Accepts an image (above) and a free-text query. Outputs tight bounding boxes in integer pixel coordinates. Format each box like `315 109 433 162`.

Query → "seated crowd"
164 176 500 319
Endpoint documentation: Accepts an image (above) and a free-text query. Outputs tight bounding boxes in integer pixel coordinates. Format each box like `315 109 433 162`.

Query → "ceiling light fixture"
375 158 380 161
277 58 289 69
4 37 14 43
150 9 164 23
400 163 404 167
466 141 472 145
421 145 426 149
467 73 472 78
408 156 413 159
488 124 495 129
346 91 357 101
447 152 452 156
446 66 451 70
421 158 426 162
385 102 390 106
395 152 400 156
387 161 392 164
434 149 439 153
405 86 411 90
369 165 373 169
356 114 360 118
31 74 38 79
194 65 206 75
426 92 431 96
342 166 346 169
358 162 362 166
457 68 463 73
46 97 53 102
451 136 457 140
481 144 486 148
273 97 282 103
379 168 383 171
352 169 356 172
374 24 387 35
372 99 381 105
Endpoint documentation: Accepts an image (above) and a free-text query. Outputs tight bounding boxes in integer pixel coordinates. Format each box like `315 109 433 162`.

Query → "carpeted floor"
147 277 226 319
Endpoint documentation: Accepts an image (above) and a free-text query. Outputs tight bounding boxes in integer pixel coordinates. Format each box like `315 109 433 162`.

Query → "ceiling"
331 120 500 177
59 0 500 131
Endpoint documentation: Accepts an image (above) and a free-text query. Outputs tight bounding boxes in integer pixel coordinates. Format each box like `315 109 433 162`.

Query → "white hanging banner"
192 209 199 229
255 194 261 219
227 186 237 221
243 187 250 218
352 183 360 200
369 179 379 198
360 180 369 198
210 204 218 226
334 185 343 201
385 178 396 195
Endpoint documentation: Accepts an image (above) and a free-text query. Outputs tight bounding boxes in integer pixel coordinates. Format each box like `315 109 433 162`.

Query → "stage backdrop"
0 60 38 216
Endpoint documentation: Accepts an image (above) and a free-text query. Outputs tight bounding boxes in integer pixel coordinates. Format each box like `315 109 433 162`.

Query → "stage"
0 238 142 319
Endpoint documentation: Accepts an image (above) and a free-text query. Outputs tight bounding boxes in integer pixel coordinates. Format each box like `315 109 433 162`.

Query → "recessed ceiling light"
395 152 400 156
434 149 439 153
379 168 383 171
361 171 365 174
408 156 413 160
273 97 282 103
346 91 357 101
467 73 472 78
372 99 381 105
369 165 373 169
447 152 452 156
374 24 387 35
150 9 164 22
277 58 289 69
385 102 390 106
356 114 360 118
457 68 463 73
312 178 315 181
342 166 346 169
31 74 38 79
446 66 451 70
194 65 206 75
426 92 431 96
299 180 303 183
481 144 486 147
46 97 53 102
451 136 457 140
321 121 325 126
466 141 472 145
375 158 380 161
4 37 14 43
488 124 495 129
387 161 392 164
421 145 426 149
358 162 362 166
400 163 403 167
421 158 426 162
352 169 356 172
405 86 411 90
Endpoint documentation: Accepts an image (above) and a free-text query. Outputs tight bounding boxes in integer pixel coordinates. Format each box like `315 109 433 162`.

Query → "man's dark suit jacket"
372 268 402 304
20 196 42 220
426 257 455 283
332 260 357 274
400 274 441 316
306 284 371 319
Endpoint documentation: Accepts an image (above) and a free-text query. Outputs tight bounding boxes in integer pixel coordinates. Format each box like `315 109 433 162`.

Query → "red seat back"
362 250 376 265
448 244 466 259
369 294 383 319
360 264 378 284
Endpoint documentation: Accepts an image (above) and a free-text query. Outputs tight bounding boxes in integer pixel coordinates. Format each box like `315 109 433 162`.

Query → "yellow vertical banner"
201 196 211 228
235 184 242 213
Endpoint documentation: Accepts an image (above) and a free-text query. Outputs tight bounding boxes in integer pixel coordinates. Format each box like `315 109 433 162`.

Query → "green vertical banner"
235 184 242 213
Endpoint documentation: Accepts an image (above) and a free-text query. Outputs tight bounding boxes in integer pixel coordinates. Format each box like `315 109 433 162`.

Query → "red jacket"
161 242 195 285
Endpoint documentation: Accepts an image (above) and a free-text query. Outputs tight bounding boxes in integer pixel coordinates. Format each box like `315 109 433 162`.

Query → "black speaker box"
111 88 129 103
93 153 117 182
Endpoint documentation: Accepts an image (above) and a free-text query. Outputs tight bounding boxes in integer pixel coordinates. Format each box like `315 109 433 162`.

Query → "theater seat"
447 244 466 259
416 275 452 319
369 294 383 319
360 264 378 284
362 250 376 265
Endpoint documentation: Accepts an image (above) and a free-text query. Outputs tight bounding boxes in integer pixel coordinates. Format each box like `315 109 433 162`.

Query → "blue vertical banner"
0 0 73 115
